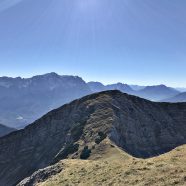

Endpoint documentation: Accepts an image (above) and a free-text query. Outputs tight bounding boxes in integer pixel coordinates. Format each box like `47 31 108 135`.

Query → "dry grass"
38 140 186 186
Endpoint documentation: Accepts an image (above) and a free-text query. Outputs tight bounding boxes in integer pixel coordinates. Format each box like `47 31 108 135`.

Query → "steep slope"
0 124 16 137
163 92 186 103
135 85 180 101
18 143 186 186
0 73 91 128
0 90 186 186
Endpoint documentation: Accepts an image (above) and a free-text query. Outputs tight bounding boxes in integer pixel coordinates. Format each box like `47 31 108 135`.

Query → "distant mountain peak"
145 84 167 88
32 72 61 79
43 72 59 77
0 73 91 128
136 84 180 101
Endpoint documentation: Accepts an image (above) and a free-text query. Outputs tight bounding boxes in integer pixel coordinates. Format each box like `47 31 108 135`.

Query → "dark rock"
17 163 63 186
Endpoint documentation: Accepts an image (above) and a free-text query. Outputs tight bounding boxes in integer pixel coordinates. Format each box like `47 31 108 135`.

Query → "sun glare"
77 0 99 11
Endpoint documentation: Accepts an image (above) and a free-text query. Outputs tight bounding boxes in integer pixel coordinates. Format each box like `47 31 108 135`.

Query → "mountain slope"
0 124 16 137
18 143 186 186
0 73 91 128
135 85 180 101
0 90 186 185
163 92 186 103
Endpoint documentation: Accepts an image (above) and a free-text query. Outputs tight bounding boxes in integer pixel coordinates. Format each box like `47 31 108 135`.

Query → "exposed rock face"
0 124 16 137
0 90 186 186
17 162 63 186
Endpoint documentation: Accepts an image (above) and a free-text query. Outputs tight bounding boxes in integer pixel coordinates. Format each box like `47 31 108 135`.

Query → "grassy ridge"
39 140 186 186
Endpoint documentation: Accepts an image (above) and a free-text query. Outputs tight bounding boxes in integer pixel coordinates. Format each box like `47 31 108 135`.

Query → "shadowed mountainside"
162 92 186 103
0 90 186 186
0 73 91 128
0 124 16 137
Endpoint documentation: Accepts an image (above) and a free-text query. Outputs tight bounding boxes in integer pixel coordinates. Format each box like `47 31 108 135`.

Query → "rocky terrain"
0 90 186 186
18 142 186 186
0 124 16 137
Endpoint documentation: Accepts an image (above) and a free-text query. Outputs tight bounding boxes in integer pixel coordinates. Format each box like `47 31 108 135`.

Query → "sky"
0 0 186 87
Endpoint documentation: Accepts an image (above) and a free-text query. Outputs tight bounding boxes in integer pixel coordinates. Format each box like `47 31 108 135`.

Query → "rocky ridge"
0 90 186 185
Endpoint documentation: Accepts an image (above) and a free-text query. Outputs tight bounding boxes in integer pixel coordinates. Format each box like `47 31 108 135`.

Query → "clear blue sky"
0 0 186 86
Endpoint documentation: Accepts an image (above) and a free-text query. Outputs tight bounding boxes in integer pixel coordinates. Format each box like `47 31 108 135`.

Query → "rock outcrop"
0 90 186 186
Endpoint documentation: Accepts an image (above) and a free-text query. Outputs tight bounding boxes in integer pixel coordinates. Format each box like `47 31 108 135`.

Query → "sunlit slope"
20 139 186 186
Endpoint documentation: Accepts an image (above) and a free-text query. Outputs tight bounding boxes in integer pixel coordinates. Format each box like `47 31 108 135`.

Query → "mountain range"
0 73 91 128
0 73 185 129
135 84 180 101
0 90 186 186
162 92 186 103
88 82 180 101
